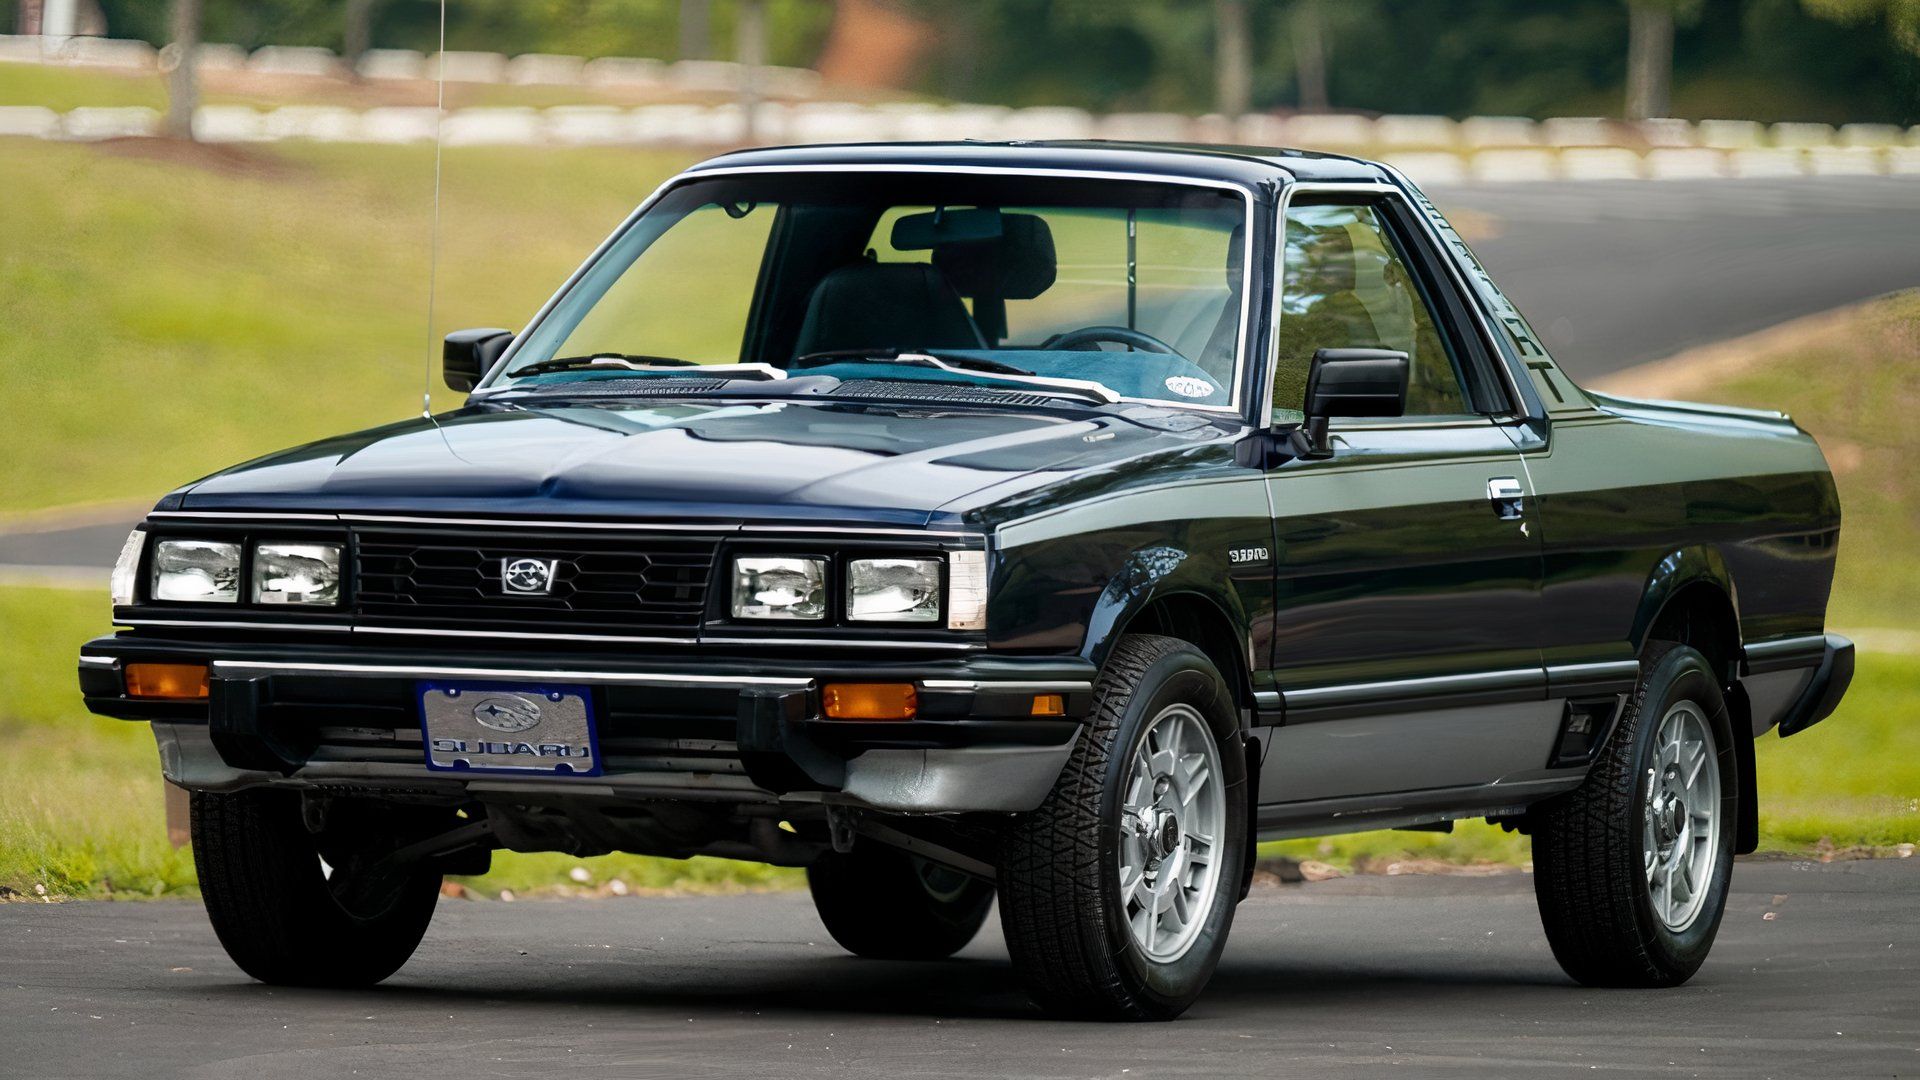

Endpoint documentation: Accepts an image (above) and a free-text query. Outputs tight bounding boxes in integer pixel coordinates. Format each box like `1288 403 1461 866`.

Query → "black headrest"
1224 223 1245 291
931 213 1056 301
791 261 986 357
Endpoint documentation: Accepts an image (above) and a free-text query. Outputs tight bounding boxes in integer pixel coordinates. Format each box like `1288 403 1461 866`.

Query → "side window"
554 201 776 365
1273 202 1471 421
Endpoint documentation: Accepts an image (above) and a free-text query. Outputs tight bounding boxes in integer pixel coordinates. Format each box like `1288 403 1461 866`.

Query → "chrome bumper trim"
918 678 1093 694
209 659 815 691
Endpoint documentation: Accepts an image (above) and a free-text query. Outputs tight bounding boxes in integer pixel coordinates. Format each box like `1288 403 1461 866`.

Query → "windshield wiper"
510 353 701 377
793 348 1034 377
790 350 1118 405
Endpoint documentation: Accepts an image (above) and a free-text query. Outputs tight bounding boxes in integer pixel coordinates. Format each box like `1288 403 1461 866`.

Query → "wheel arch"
1632 546 1743 685
1631 549 1756 854
1109 591 1254 718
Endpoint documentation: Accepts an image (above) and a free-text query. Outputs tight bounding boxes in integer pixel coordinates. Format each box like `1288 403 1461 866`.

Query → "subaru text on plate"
78 142 1852 1020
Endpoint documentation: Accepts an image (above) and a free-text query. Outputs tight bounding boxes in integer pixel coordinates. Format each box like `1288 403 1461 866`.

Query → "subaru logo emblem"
470 694 543 732
502 557 559 595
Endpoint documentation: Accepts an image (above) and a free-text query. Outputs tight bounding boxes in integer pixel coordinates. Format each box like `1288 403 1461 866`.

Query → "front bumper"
79 634 1095 814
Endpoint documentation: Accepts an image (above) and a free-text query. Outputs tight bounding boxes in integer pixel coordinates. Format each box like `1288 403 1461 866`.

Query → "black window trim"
1261 180 1525 429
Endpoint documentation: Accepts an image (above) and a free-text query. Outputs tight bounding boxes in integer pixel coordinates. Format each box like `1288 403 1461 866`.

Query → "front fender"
1082 547 1252 674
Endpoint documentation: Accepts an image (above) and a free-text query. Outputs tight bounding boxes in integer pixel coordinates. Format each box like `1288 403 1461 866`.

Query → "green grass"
0 60 733 114
0 62 167 110
0 139 695 515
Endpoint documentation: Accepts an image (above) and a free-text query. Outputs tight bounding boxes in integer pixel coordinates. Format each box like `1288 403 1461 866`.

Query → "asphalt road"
4 174 1918 575
1430 175 1920 375
2 859 1912 1078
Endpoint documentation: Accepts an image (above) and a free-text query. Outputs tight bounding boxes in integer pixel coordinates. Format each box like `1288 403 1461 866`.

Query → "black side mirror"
1297 347 1409 457
442 328 514 392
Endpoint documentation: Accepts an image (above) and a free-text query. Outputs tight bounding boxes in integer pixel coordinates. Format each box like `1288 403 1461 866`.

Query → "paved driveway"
2 859 1913 1078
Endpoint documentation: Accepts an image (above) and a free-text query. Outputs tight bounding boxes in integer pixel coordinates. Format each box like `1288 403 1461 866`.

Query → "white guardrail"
3 35 1919 184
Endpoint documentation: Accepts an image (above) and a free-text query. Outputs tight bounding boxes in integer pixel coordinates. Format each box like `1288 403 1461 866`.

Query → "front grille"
352 527 718 637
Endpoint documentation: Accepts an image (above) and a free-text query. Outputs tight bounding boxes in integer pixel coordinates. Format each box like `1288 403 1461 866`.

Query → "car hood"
179 397 1228 527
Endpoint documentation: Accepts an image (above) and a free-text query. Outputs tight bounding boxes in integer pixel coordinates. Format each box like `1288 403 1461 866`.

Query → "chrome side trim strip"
1545 660 1641 681
918 679 1092 694
1252 690 1283 710
1282 667 1542 708
120 619 353 633
1744 634 1829 661
210 659 812 690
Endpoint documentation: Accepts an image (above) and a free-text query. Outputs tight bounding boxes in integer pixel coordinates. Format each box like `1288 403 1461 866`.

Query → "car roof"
682 140 1395 190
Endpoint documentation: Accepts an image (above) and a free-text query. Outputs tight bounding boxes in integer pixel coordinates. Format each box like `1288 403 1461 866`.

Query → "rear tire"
1529 643 1738 987
998 634 1248 1021
191 789 442 987
807 844 994 960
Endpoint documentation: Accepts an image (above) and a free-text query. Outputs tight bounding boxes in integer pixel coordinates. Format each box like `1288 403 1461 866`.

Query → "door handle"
1487 477 1525 520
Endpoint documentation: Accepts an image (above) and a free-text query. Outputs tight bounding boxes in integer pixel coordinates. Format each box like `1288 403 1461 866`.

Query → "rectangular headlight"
151 539 241 603
110 528 144 607
847 557 941 623
253 542 342 606
731 556 827 620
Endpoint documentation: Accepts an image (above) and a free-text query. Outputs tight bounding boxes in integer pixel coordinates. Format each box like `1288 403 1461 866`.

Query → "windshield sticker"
1163 376 1216 399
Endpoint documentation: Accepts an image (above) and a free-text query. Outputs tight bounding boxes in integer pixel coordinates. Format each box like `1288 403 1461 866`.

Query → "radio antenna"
421 0 447 418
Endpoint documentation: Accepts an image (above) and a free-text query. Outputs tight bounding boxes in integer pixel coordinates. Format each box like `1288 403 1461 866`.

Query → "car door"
1256 190 1557 820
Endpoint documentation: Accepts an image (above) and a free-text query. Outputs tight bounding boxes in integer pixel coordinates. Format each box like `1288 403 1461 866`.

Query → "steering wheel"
1042 325 1180 355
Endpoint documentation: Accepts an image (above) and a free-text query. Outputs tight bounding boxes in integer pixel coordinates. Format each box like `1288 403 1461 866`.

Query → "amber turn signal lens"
124 662 210 701
1030 693 1066 717
822 682 917 721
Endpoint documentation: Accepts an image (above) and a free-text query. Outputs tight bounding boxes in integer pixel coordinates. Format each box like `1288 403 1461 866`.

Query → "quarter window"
1273 202 1471 421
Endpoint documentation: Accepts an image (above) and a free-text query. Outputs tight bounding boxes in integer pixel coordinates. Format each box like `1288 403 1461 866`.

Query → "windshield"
495 172 1252 408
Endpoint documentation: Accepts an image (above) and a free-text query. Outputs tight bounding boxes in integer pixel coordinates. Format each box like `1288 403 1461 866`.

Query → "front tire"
192 790 442 987
998 635 1248 1020
1529 643 1738 987
807 844 995 960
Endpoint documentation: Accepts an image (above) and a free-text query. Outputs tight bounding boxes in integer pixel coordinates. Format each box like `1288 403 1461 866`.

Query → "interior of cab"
505 173 1251 408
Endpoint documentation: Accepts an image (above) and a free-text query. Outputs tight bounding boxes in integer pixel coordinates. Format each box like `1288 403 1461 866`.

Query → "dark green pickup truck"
79 142 1850 1020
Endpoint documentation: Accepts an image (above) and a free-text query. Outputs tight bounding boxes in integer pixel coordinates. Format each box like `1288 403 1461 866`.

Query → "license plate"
418 682 600 776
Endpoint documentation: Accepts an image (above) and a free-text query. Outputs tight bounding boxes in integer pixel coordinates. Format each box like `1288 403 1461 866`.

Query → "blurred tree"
50 0 1919 124
343 0 380 66
680 0 710 59
1291 0 1328 112
737 0 765 138
1214 0 1252 115
163 0 200 141
1625 0 1704 119
1801 0 1920 53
